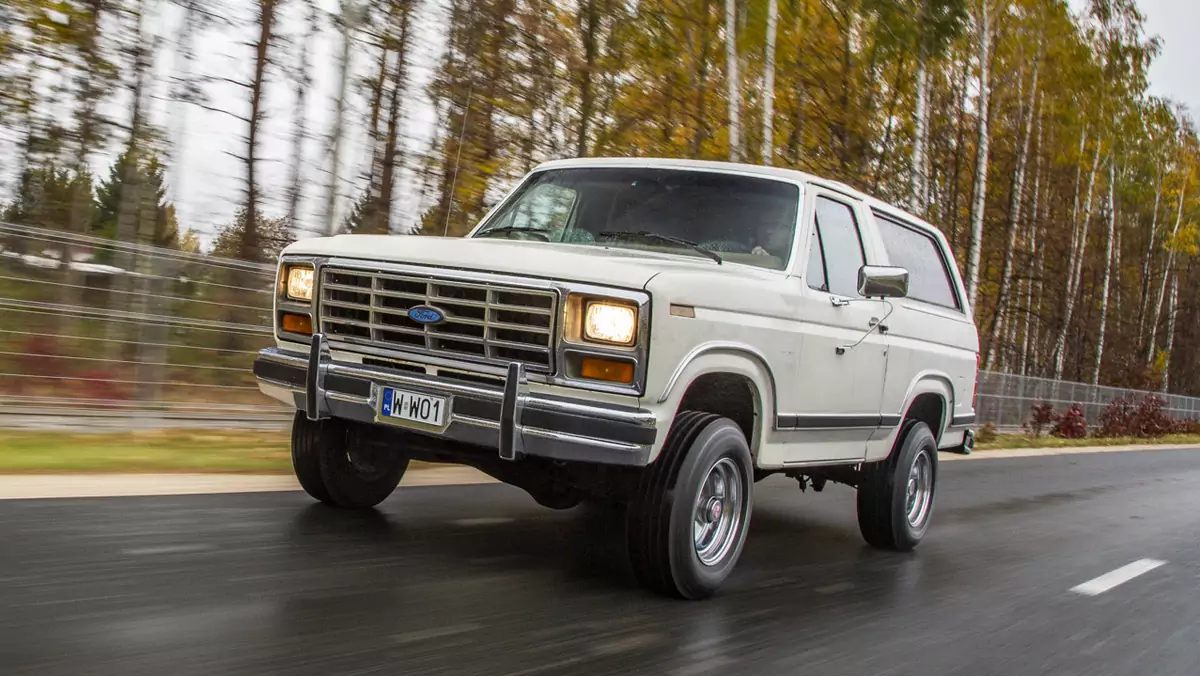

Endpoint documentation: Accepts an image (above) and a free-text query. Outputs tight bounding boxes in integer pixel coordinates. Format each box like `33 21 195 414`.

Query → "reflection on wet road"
2 449 1200 675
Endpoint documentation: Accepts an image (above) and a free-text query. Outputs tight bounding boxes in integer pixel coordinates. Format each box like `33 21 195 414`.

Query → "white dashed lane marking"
1070 559 1166 596
122 544 217 556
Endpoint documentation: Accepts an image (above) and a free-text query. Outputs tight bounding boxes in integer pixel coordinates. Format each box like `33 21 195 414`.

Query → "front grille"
318 267 557 372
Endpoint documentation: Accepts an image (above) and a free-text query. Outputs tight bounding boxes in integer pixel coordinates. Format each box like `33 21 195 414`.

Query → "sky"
2 0 1198 251
1065 0 1200 118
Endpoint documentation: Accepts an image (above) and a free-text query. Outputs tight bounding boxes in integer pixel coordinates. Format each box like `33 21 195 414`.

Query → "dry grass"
0 429 294 474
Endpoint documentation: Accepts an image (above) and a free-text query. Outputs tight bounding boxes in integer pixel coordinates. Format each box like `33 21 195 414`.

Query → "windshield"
472 167 801 270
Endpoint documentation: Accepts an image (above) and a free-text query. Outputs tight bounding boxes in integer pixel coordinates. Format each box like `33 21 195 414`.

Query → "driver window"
808 196 866 298
502 183 578 237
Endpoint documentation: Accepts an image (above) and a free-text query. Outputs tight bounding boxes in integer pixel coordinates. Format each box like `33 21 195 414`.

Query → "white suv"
254 157 980 599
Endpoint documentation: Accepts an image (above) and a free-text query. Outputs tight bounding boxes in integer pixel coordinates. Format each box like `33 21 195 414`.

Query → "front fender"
645 342 778 462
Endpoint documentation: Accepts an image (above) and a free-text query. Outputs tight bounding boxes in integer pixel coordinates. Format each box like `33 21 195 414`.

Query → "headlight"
285 265 314 302
583 301 637 345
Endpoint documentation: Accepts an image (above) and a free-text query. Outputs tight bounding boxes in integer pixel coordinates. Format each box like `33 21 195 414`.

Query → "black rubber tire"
291 413 408 509
625 411 754 600
857 420 938 551
290 411 333 504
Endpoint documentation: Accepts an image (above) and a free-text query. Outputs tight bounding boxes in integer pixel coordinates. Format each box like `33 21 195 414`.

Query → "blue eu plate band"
499 362 527 461
306 333 331 421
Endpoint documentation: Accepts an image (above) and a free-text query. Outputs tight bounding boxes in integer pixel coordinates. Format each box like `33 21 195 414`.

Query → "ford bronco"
253 157 980 599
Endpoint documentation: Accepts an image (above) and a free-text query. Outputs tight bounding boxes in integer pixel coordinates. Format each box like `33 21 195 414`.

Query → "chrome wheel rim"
905 450 933 529
693 457 743 566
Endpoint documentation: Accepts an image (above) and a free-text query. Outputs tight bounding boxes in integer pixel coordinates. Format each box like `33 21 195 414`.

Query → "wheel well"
904 393 946 441
678 373 758 445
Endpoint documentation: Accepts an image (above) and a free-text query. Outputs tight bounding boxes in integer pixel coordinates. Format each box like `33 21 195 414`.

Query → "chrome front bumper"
253 336 658 466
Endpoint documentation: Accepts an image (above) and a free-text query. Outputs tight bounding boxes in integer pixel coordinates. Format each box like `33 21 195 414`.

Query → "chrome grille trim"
318 267 558 372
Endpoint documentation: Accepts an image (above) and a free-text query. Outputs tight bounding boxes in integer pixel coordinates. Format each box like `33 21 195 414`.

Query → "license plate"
380 387 448 427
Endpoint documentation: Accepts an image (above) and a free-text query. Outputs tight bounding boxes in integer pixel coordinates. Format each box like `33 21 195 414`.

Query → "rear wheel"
856 420 937 551
291 413 408 509
625 412 753 600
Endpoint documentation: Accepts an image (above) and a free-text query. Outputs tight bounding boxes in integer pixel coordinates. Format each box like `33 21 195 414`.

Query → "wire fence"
975 371 1200 431
3 222 1200 432
0 221 291 429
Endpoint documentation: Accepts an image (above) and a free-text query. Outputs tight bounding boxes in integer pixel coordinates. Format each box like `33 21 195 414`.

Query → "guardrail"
3 222 1200 432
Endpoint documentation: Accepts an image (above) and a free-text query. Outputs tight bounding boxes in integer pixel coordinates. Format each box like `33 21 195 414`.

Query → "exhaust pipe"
959 429 975 455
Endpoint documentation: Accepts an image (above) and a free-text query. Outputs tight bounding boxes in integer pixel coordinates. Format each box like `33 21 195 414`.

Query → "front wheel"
291 413 408 509
856 420 938 551
625 412 754 600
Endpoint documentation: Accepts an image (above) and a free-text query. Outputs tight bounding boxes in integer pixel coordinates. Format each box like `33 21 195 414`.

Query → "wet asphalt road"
2 449 1200 676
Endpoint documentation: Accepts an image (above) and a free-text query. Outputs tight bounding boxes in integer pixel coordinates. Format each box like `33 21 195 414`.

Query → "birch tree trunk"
1063 125 1088 289
1138 166 1164 350
1161 274 1178 393
760 0 778 165
323 1 359 235
1092 158 1117 385
984 63 1038 369
287 0 318 232
1019 113 1044 377
1146 182 1187 363
725 0 741 162
948 57 970 247
1052 136 1102 379
1030 175 1047 375
908 52 929 213
964 0 992 311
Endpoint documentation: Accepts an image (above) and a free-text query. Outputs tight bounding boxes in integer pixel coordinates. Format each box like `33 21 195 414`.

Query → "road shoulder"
942 442 1200 461
0 465 494 500
1 443 1197 500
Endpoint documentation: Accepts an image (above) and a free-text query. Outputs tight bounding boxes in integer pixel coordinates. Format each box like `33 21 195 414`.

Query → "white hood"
281 234 770 290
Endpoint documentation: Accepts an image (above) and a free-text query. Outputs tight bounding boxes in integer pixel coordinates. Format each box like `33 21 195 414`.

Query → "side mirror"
858 265 909 299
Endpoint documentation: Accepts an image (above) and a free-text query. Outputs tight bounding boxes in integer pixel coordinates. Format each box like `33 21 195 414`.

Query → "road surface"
2 448 1199 675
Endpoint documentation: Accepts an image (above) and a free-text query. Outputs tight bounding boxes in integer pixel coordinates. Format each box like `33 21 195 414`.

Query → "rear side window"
874 213 961 310
807 197 866 298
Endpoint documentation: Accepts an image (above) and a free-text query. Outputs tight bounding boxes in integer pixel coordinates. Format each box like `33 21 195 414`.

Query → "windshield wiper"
596 231 722 265
476 226 551 241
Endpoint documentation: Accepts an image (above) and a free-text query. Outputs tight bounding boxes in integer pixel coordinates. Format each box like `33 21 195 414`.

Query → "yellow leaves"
1165 222 1199 257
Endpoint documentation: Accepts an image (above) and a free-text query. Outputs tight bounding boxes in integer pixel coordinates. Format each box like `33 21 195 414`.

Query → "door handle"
869 317 888 334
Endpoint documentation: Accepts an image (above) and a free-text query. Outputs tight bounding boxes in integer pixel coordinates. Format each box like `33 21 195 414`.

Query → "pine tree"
91 150 180 248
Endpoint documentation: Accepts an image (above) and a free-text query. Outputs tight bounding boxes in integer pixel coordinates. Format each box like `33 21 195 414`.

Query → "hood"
281 234 768 290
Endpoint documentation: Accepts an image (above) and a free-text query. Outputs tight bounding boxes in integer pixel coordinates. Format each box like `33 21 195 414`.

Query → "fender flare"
896 371 956 440
657 342 778 448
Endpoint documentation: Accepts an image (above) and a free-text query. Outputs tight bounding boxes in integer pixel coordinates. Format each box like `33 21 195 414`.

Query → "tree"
963 0 993 311
92 150 180 248
2 165 91 230
760 0 778 165
224 0 281 263
724 0 741 161
286 0 319 234
211 208 295 261
321 0 365 236
419 0 523 237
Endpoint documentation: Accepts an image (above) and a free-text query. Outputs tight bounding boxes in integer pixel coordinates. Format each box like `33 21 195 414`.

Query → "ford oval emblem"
408 305 446 325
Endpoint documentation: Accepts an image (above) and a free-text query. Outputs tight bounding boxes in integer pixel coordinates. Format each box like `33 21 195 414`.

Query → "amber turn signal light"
281 313 313 335
580 357 634 384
